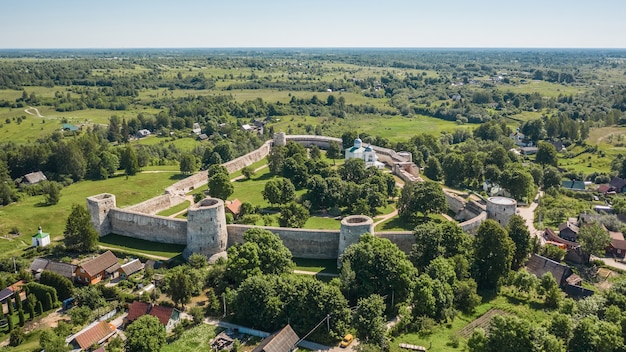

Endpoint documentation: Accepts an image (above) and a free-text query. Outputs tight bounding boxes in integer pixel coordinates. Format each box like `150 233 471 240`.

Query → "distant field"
499 80 585 98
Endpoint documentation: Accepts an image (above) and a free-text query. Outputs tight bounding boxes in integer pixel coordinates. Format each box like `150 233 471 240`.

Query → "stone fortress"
87 133 516 262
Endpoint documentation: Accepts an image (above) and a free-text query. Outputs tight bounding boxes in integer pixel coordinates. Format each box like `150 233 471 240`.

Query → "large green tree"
226 228 294 285
278 202 309 228
179 153 197 175
340 234 417 309
207 172 233 201
577 222 611 258
164 266 194 308
410 221 472 271
125 315 167 352
506 215 531 270
473 220 514 290
398 181 447 221
63 204 99 251
262 179 296 206
353 294 386 347
536 141 559 166
120 145 140 176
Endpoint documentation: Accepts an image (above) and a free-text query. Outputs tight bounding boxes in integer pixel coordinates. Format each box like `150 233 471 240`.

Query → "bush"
9 327 24 346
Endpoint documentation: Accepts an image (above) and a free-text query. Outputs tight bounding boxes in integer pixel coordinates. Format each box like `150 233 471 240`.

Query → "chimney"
38 226 42 235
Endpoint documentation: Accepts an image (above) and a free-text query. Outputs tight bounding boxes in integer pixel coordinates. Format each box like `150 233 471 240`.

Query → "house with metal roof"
252 324 300 352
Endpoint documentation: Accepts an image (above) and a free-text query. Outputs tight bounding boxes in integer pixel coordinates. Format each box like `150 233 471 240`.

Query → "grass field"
0 171 177 257
498 80 585 98
293 258 339 275
99 234 185 259
375 213 447 232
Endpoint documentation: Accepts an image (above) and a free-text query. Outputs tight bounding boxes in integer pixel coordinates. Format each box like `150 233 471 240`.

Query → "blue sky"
1 0 625 48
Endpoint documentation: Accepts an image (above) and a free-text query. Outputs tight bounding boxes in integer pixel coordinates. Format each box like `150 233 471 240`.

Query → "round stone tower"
273 132 287 147
86 193 116 237
338 215 374 265
183 197 228 262
486 196 517 227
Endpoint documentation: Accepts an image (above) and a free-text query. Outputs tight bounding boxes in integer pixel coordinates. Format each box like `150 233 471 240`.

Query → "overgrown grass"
375 213 447 232
161 324 220 352
302 216 341 230
156 200 191 217
99 234 185 259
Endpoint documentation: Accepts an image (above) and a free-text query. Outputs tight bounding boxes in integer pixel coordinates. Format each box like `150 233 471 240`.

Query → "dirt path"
169 195 195 218
24 106 44 117
516 191 544 244
373 209 398 228
293 269 338 277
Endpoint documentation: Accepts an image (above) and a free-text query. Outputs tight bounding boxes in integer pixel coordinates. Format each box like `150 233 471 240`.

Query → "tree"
262 179 295 206
309 145 322 160
500 167 535 201
454 279 481 314
207 172 233 200
424 156 443 181
278 202 310 228
412 273 454 321
164 267 193 308
9 327 24 347
39 329 69 352
268 146 287 175
226 228 294 285
340 234 417 309
125 315 167 352
577 222 611 258
179 153 197 175
507 215 531 270
398 181 447 221
120 145 140 176
442 153 465 186
353 294 386 347
411 221 472 271
473 220 514 290
63 204 99 251
41 180 62 205
241 166 255 180
569 316 624 352
187 253 208 269
327 140 342 159
339 158 366 183
536 141 559 166
542 166 562 190
40 271 74 301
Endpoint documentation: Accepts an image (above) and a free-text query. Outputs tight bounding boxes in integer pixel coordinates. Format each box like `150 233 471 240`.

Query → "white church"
345 137 385 169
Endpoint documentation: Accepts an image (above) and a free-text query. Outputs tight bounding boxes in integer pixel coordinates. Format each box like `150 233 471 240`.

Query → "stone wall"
370 145 410 165
109 209 187 244
285 135 342 149
227 225 340 259
165 171 208 195
125 194 186 215
376 232 415 254
445 192 467 218
459 210 486 234
223 141 272 173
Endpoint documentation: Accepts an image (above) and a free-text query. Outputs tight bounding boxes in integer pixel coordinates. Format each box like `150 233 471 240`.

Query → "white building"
32 226 50 247
345 137 385 169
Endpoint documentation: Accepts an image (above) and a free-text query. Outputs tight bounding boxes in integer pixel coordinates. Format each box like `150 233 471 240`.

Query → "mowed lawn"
99 234 185 259
0 171 180 257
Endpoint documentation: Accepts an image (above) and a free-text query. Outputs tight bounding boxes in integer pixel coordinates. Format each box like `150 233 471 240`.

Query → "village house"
69 321 117 351
525 254 593 297
74 251 119 285
610 177 626 193
225 199 243 219
117 259 144 280
136 129 151 138
30 258 77 281
558 220 580 242
125 300 181 332
607 231 626 259
252 324 300 352
19 171 47 186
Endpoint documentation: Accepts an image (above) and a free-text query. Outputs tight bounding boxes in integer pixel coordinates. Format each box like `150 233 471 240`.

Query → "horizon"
2 0 626 49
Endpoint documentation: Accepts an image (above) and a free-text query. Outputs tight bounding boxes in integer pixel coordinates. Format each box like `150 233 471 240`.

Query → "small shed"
31 226 50 247
117 259 144 279
252 324 300 352
21 171 47 185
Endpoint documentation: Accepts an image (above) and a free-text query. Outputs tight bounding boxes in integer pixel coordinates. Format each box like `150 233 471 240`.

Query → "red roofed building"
124 301 181 332
75 251 118 285
225 199 242 218
71 321 116 351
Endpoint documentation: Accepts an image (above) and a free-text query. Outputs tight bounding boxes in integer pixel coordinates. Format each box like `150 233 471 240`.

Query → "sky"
1 0 625 49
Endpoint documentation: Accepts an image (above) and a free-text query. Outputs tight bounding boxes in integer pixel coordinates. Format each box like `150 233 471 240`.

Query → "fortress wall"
285 135 342 149
459 210 486 234
124 194 186 215
109 209 187 244
223 141 272 173
165 171 209 195
445 192 467 215
370 145 410 164
376 232 415 254
227 225 340 259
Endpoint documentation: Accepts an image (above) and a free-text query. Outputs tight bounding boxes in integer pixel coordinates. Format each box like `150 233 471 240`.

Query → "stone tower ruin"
183 197 228 261
86 193 116 237
337 215 374 265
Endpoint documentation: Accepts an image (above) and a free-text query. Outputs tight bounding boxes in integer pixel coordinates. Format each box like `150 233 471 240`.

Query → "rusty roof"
226 199 242 215
252 324 300 352
126 301 150 322
149 305 174 326
78 251 118 277
74 321 116 350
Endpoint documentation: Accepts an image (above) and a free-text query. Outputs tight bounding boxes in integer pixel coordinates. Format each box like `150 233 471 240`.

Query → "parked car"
340 334 354 348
